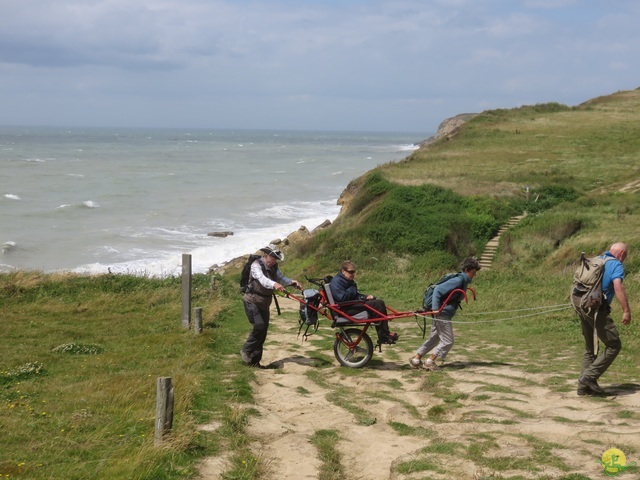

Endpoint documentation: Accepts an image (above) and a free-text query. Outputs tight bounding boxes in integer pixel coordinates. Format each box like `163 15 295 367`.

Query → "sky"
1 0 639 134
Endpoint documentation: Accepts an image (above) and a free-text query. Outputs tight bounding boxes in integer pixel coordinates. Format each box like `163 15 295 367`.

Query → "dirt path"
199 297 640 479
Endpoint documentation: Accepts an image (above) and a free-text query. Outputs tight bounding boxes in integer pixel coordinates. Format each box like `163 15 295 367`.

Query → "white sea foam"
4 194 21 200
398 143 420 151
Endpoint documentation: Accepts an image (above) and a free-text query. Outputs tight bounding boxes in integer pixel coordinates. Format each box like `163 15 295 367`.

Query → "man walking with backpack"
571 242 631 396
410 258 480 370
240 244 301 368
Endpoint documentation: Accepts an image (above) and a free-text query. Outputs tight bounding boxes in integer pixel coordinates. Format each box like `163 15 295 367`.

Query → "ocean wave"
246 200 339 222
2 241 17 253
397 143 420 151
4 194 21 200
54 201 100 210
71 208 341 277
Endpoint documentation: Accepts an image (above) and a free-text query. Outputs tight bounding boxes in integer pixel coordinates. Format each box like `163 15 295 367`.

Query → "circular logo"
602 448 627 476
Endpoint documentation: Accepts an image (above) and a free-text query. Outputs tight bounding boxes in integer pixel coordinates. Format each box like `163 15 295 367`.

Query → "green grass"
309 429 345 480
0 272 249 479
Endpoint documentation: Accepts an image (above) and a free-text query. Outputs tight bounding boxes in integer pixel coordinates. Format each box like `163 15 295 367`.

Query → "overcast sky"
1 0 638 133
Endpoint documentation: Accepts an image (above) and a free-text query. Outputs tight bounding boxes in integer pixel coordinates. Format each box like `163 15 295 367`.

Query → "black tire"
333 328 373 368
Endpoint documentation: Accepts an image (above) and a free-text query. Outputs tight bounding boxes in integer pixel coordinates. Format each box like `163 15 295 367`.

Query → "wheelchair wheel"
333 328 373 368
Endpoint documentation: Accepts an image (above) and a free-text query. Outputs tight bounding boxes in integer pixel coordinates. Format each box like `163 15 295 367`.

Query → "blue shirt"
601 251 625 304
433 271 473 318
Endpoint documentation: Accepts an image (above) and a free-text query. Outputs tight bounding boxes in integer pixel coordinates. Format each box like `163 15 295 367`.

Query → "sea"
0 126 424 277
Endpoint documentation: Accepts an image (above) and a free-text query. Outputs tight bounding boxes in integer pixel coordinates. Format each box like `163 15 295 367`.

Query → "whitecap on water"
2 241 16 253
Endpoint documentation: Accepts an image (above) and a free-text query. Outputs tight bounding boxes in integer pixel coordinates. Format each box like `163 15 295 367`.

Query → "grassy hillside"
1 88 639 479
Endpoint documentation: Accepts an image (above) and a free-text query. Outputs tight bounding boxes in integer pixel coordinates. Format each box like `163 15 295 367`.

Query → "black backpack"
299 288 322 326
423 272 463 311
240 254 262 293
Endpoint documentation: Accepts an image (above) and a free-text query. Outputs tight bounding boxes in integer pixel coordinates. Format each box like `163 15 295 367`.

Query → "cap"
260 244 284 261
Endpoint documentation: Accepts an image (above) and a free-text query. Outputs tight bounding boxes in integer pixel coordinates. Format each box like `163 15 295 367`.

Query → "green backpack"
572 253 612 310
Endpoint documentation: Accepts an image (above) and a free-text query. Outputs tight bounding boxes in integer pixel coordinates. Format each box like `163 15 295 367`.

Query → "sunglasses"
345 269 356 274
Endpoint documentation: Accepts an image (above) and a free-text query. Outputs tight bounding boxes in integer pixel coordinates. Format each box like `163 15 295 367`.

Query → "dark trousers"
572 295 622 381
241 301 270 365
344 299 391 337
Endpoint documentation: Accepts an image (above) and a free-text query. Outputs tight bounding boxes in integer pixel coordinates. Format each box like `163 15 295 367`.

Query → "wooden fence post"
181 254 192 329
154 377 174 446
194 307 203 334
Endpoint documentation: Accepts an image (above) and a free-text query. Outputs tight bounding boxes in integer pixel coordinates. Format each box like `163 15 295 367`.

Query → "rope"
461 303 571 315
415 304 573 324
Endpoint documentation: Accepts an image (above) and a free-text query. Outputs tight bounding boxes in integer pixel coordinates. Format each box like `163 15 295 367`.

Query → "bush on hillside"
315 174 517 265
473 102 572 124
525 185 579 213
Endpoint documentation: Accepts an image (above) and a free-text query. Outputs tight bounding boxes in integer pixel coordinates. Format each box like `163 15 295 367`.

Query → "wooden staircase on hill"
478 214 527 271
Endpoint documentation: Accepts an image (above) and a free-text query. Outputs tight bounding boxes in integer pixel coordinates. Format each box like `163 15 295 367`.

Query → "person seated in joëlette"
329 260 399 344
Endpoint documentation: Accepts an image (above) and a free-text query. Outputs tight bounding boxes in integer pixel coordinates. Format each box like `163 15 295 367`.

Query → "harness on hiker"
423 272 465 311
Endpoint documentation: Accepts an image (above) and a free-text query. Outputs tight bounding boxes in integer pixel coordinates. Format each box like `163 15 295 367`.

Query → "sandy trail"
199 298 640 479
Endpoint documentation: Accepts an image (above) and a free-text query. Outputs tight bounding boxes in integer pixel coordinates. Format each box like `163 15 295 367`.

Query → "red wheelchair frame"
284 276 476 368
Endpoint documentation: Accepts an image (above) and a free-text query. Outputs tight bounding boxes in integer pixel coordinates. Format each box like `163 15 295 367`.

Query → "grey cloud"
0 0 639 131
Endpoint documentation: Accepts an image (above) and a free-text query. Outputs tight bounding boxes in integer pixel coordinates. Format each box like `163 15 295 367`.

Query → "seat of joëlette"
323 283 370 326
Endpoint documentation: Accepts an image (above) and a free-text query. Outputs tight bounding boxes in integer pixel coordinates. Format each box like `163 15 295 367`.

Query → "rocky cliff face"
419 112 477 147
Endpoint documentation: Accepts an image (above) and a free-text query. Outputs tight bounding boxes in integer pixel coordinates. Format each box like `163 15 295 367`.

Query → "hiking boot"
240 350 251 365
577 385 591 396
423 359 440 371
578 376 605 395
379 334 397 345
409 358 422 369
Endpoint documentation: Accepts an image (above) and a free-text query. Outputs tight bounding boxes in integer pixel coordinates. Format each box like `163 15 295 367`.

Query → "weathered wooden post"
181 254 192 329
154 377 174 446
194 307 203 334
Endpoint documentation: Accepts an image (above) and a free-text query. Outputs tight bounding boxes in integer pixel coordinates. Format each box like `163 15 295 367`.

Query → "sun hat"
260 244 284 261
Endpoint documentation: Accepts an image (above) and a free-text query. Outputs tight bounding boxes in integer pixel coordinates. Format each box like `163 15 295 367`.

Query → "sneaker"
409 358 422 369
578 376 605 395
423 359 440 371
389 332 399 341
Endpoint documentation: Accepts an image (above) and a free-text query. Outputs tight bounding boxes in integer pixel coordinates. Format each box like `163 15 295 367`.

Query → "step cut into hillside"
478 214 527 271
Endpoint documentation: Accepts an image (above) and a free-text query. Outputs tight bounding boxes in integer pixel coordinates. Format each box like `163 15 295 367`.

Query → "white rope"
416 304 574 324
461 303 572 315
